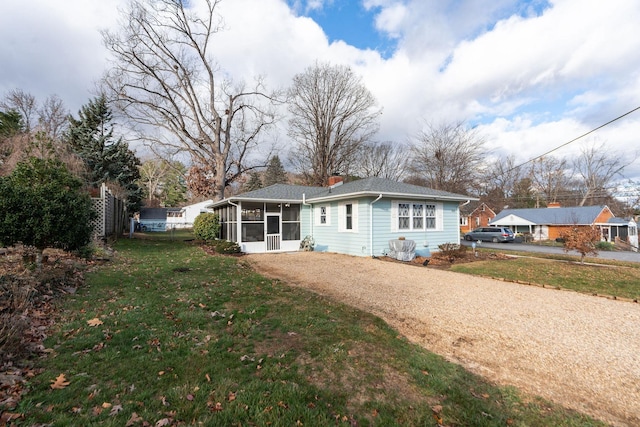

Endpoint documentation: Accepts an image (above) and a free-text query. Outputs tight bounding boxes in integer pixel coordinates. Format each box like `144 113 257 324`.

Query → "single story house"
138 208 168 232
166 200 214 229
209 176 476 256
489 205 638 247
459 202 496 234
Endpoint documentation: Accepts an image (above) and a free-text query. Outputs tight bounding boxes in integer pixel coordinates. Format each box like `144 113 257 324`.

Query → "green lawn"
452 252 640 301
16 233 605 426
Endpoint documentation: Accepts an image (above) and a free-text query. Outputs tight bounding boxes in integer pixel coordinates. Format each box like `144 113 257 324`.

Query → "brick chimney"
328 175 343 187
547 202 561 208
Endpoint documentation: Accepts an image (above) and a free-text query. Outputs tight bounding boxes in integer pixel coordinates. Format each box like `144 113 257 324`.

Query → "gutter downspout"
370 194 383 257
302 193 313 238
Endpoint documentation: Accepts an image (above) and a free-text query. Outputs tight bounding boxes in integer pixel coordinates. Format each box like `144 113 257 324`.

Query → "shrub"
436 243 468 263
0 157 95 262
213 239 241 254
193 213 220 242
595 241 615 251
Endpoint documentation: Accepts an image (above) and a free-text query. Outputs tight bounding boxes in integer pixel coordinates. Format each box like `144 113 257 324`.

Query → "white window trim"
391 201 443 232
338 201 358 233
314 204 331 226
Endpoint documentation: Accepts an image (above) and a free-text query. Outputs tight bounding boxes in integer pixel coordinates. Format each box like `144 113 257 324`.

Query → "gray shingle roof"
211 177 475 207
491 206 609 225
307 177 473 201
230 184 325 201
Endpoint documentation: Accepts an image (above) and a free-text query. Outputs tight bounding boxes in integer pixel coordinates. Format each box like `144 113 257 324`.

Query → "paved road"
460 240 640 263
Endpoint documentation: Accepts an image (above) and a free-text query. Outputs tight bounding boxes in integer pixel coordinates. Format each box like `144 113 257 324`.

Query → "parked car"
464 227 515 243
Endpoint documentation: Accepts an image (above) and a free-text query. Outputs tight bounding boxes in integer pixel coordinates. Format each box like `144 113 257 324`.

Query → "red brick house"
459 202 496 234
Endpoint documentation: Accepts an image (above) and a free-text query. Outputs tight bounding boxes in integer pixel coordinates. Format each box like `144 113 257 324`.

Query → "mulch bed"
379 250 512 268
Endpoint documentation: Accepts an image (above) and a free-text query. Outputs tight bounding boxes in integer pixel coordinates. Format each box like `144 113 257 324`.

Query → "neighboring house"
459 202 496 234
489 204 624 242
138 208 168 232
606 217 639 251
209 176 476 256
166 200 214 229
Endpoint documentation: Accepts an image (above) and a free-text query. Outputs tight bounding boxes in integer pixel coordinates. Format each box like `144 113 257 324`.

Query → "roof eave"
306 191 477 203
209 196 305 208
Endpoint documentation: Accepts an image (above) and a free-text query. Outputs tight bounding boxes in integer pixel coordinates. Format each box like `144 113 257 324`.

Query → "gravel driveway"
246 251 640 426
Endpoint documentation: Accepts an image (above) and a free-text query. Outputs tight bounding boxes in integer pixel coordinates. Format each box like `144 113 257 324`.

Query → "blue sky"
1 0 639 184
289 0 397 57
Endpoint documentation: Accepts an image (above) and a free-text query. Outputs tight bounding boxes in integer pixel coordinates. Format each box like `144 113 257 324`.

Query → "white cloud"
1 0 639 181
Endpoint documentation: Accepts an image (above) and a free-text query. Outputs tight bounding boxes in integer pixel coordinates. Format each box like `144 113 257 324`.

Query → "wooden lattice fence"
91 183 128 241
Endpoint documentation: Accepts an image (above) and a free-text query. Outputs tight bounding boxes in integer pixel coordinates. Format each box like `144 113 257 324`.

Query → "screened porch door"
266 214 281 251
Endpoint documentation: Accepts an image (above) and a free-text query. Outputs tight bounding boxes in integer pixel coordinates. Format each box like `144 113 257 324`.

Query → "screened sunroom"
212 200 304 253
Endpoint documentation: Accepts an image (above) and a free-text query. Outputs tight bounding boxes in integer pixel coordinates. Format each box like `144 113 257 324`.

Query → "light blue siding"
370 199 461 256
310 199 370 256
309 197 461 257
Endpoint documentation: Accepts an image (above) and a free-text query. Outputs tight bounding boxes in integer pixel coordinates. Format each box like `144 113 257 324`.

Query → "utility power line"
509 105 640 172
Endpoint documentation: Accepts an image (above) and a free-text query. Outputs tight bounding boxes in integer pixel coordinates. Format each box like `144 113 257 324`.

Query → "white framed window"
398 203 410 230
315 205 331 226
392 201 442 232
460 216 468 226
338 201 358 232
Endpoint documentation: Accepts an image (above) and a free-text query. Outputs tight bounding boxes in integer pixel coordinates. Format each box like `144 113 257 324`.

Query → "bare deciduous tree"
408 121 486 194
573 141 633 206
287 62 381 186
0 89 36 132
102 0 279 200
38 95 69 141
481 154 525 209
139 157 172 202
529 156 571 205
0 90 75 175
1 90 69 140
354 140 409 181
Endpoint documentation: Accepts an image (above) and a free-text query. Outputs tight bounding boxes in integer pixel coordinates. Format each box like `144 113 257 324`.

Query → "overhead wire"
507 105 640 173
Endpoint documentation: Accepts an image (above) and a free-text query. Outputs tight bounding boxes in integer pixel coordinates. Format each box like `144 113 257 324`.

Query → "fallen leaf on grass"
87 318 104 327
125 412 143 426
102 402 112 409
0 413 24 423
50 374 70 389
155 418 172 427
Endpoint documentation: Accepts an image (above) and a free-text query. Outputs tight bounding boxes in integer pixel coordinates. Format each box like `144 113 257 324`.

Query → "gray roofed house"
489 204 624 242
209 176 476 256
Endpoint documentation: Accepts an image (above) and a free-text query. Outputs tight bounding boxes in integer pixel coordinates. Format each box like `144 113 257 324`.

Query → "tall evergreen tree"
0 110 23 137
68 95 142 212
242 171 263 193
263 155 288 186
